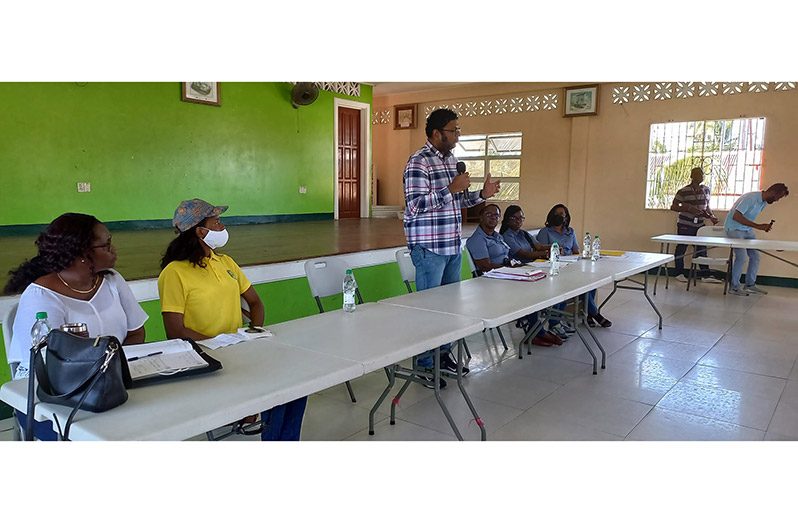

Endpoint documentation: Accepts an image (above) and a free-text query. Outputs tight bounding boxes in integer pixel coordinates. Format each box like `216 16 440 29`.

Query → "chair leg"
345 380 357 403
686 264 692 291
462 338 472 359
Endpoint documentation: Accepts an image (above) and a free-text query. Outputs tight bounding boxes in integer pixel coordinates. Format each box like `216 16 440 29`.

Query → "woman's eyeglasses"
91 240 113 252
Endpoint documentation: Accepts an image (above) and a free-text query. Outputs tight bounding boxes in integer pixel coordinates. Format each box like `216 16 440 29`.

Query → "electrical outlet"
77 182 91 193
299 185 307 194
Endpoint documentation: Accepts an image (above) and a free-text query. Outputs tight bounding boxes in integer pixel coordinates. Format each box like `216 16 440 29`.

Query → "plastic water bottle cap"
35 311 48 320
345 269 353 275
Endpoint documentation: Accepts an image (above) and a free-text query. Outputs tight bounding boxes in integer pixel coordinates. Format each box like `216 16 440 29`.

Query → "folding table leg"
495 326 509 352
518 316 546 358
369 365 397 436
643 271 663 329
572 296 598 374
432 348 463 441
455 340 486 441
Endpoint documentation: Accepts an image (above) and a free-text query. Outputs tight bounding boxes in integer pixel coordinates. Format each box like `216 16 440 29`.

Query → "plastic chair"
396 248 473 359
2 301 22 440
463 248 510 352
688 226 731 295
395 248 415 293
304 258 362 403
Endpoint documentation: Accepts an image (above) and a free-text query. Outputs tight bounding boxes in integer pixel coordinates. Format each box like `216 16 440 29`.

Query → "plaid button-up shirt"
403 141 483 256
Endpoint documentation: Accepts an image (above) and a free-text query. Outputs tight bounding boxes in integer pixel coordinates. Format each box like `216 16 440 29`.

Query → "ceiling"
371 82 472 96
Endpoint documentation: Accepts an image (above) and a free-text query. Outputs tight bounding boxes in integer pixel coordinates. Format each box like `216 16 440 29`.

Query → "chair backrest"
463 246 480 278
527 228 541 244
696 225 726 238
395 248 415 291
3 301 19 376
304 258 350 299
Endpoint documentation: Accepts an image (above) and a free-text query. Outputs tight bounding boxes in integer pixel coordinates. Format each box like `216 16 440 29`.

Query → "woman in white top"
5 213 148 379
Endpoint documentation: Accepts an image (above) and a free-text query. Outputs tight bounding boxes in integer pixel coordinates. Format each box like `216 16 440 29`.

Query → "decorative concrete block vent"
372 205 404 219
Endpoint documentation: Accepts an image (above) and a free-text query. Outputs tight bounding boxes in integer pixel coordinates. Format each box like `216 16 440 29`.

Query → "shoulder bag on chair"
25 329 132 441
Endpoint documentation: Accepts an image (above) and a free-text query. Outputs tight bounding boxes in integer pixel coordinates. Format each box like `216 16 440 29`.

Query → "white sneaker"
675 274 688 283
701 276 724 284
745 285 768 295
728 287 749 296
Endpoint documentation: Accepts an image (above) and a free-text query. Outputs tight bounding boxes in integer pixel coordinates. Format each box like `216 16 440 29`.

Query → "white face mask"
201 227 229 250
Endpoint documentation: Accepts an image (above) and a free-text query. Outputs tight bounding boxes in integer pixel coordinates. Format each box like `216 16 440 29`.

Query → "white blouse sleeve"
8 287 67 365
107 270 148 332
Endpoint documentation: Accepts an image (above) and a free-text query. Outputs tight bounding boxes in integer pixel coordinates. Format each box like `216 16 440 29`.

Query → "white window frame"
645 117 766 211
455 132 522 202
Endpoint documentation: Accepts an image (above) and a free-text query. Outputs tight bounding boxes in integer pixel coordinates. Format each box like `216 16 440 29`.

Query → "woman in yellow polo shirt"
157 198 308 441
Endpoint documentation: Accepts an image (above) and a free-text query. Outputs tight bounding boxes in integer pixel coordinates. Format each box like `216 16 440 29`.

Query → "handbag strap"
24 338 47 441
27 337 121 441
53 370 107 441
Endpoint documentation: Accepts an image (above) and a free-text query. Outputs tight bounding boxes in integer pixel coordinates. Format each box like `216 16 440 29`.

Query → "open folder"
483 267 547 282
124 338 221 385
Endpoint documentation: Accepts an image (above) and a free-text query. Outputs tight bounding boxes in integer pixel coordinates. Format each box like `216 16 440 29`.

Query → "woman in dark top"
538 204 612 328
499 205 550 262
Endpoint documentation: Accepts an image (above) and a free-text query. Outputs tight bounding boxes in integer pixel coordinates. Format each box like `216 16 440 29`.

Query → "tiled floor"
2 280 796 442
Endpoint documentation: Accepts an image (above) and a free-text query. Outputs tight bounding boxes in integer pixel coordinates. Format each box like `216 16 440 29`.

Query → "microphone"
455 161 469 197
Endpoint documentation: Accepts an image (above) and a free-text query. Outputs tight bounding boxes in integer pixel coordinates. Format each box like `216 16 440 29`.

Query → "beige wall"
374 82 798 279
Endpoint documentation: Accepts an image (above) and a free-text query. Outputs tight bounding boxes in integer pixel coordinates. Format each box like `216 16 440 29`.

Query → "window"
645 117 766 211
453 132 522 201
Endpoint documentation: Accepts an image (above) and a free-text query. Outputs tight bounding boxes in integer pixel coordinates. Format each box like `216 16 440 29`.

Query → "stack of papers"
124 339 208 380
200 327 274 351
484 267 547 282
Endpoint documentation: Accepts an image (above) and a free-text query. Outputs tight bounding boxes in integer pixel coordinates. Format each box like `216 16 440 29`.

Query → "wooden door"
338 107 361 219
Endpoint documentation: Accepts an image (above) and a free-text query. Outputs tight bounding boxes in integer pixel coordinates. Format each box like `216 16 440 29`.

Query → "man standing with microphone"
403 108 500 387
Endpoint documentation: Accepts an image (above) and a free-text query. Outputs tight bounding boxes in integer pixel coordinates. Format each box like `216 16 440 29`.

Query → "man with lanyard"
669 167 723 284
724 183 790 295
403 108 500 388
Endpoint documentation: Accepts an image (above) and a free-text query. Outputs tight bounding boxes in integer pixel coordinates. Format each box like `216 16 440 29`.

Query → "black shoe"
440 353 470 376
417 374 447 389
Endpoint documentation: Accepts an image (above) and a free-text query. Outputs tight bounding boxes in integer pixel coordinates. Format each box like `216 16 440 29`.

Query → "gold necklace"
57 272 99 294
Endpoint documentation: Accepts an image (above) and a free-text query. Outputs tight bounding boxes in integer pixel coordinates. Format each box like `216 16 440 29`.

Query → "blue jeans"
15 410 58 441
726 229 760 288
410 245 462 367
674 224 709 277
260 396 308 441
585 289 599 316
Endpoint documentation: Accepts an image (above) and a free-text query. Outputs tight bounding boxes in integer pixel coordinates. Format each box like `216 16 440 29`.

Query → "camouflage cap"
172 199 228 232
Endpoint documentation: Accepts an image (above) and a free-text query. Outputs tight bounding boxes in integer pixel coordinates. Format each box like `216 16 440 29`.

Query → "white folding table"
651 234 798 294
262 302 485 441
0 339 364 441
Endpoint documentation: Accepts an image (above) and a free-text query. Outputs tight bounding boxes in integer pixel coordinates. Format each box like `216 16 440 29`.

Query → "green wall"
0 82 372 226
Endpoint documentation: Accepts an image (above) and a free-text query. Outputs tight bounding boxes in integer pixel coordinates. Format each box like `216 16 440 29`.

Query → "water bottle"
549 241 560 276
343 269 357 312
582 231 592 259
17 311 52 379
31 311 51 347
591 235 601 261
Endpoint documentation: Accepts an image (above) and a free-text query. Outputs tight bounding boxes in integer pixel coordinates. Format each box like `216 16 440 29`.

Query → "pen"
127 351 163 362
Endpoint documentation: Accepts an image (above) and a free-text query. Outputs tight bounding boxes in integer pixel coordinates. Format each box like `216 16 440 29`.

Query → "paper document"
124 339 207 380
484 267 547 282
200 327 273 350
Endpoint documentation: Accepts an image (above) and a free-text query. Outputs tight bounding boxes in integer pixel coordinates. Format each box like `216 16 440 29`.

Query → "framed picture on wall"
181 82 221 106
394 104 417 130
563 84 598 117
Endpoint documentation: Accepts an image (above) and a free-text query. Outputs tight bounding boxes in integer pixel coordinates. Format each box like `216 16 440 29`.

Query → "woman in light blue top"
537 204 612 328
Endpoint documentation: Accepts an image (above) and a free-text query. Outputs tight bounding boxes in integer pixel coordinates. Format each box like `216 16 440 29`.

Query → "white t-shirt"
9 269 148 373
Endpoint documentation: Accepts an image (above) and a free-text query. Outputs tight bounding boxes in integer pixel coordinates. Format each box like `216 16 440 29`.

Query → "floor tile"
626 407 764 441
491 409 622 441
459 367 561 410
301 394 386 441
698 346 796 379
613 337 711 364
345 418 457 441
641 325 726 348
657 380 781 431
494 353 594 385
530 386 653 437
767 402 798 438
395 391 524 441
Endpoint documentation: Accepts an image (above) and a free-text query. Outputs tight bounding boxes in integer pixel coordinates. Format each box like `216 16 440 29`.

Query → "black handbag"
26 329 132 440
